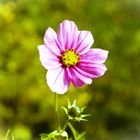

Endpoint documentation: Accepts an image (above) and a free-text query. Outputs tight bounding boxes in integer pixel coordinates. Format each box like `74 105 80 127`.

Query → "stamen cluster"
61 49 80 67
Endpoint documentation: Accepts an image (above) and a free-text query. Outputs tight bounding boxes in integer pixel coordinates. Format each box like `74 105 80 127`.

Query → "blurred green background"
0 0 140 139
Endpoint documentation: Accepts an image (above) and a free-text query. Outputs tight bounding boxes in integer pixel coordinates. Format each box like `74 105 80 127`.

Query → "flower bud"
68 106 81 118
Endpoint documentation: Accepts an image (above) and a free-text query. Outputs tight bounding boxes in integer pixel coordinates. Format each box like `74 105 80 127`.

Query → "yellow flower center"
61 49 80 67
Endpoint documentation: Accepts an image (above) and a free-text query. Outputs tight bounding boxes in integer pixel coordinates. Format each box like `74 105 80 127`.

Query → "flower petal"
75 31 94 55
80 49 109 63
38 45 62 70
77 61 107 78
74 66 94 78
46 67 70 94
44 27 62 55
57 20 78 51
66 67 92 87
65 68 85 87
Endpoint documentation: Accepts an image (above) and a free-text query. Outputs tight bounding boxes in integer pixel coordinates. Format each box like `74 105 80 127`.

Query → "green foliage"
0 0 140 140
40 100 88 140
4 129 15 140
68 123 86 140
40 130 68 140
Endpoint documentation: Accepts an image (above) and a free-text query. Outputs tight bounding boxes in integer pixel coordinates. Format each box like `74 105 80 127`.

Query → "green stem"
68 123 77 140
4 129 10 140
54 93 60 132
62 119 70 132
4 129 15 140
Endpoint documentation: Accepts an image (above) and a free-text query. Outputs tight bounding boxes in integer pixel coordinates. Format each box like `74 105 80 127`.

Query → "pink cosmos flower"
38 20 109 94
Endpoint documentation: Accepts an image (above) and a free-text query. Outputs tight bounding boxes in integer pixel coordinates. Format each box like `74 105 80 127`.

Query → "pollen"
61 49 80 67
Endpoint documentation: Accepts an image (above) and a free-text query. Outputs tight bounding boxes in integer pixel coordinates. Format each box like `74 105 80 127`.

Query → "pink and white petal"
44 27 62 55
46 67 70 94
38 45 62 70
80 49 109 63
57 20 78 51
75 31 94 55
77 61 107 78
66 67 92 87
65 68 85 87
74 66 94 78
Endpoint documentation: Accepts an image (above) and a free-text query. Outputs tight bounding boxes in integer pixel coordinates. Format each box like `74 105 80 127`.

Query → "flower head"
38 20 109 94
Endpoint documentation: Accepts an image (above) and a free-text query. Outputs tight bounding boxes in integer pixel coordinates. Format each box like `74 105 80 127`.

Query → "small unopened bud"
68 106 81 118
